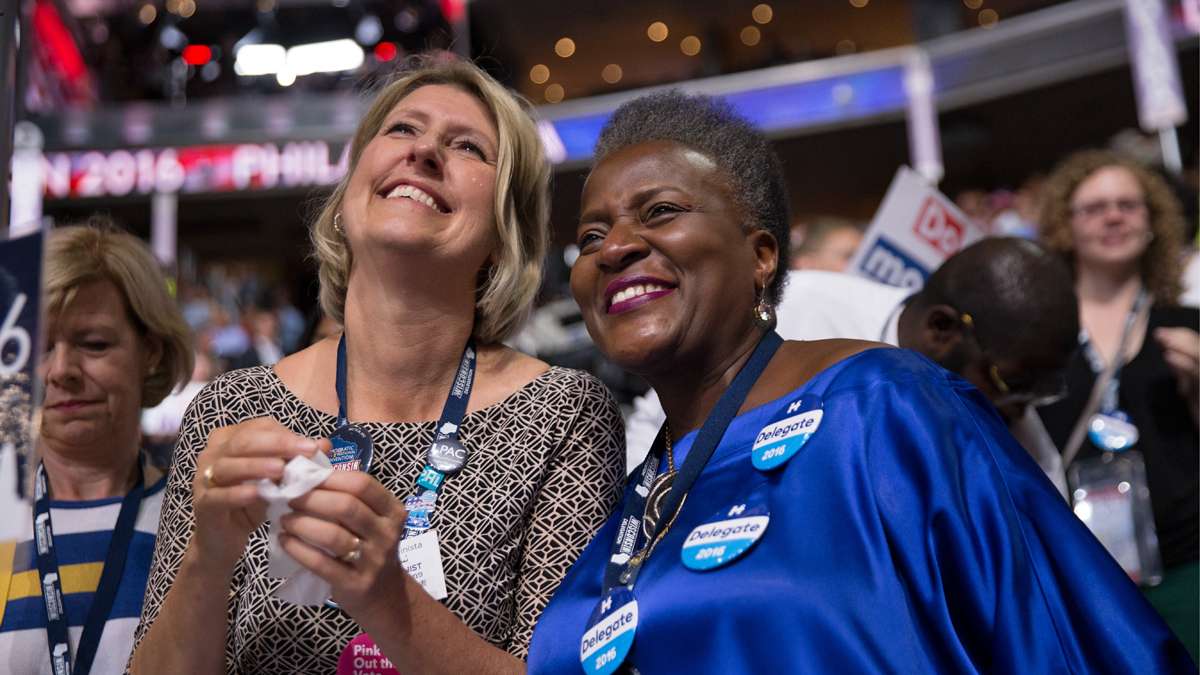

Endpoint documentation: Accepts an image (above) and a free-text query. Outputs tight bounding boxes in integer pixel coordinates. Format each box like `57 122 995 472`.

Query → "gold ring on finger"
202 465 216 489
340 537 363 564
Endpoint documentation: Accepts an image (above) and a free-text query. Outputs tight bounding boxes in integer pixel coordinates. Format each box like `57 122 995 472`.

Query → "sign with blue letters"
847 167 986 291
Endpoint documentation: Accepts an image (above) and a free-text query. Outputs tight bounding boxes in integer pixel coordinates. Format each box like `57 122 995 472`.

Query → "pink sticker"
338 633 401 675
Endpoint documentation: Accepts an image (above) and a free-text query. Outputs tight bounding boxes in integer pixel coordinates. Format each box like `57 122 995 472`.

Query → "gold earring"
752 288 775 329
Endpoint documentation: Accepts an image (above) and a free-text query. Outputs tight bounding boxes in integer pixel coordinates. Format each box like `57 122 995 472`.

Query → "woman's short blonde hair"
1039 149 1187 304
311 54 551 344
45 220 193 407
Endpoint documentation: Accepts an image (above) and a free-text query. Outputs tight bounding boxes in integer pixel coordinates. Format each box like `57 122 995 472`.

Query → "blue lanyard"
602 330 783 592
33 460 145 675
334 333 476 490
1081 289 1148 414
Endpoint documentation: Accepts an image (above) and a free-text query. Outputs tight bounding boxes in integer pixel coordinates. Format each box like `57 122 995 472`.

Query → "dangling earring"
752 287 776 329
333 213 345 236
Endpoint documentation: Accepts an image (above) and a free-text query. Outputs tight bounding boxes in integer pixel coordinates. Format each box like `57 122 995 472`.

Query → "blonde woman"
1 222 191 675
129 56 624 674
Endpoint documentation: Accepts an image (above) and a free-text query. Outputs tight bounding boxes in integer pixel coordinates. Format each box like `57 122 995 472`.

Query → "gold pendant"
642 469 677 538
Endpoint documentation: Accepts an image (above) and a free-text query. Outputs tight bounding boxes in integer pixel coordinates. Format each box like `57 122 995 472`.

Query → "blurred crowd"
12 47 1197 671
139 268 338 456
142 145 1200 452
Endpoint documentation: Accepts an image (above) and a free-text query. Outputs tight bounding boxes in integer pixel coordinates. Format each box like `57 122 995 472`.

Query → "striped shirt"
0 465 165 675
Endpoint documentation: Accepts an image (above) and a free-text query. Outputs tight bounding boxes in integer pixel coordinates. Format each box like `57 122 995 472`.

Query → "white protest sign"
846 166 987 290
1123 0 1188 132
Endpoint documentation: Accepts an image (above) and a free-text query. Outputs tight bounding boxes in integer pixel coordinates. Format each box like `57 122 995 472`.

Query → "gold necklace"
641 423 677 539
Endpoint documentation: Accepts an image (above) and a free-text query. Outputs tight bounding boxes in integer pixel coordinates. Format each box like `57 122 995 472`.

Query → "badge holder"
327 334 473 609
586 331 786 675
1068 448 1162 586
1066 292 1161 585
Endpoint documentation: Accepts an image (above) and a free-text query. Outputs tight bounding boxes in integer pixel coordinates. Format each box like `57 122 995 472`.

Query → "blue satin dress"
527 348 1194 673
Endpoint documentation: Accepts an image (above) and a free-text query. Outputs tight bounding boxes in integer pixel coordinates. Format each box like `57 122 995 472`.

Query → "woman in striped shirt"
0 221 191 675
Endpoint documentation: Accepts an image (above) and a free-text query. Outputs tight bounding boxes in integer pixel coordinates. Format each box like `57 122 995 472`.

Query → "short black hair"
594 90 792 304
917 237 1079 368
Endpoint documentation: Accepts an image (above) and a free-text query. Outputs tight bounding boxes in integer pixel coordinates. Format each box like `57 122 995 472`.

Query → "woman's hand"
278 471 410 620
1155 327 1200 423
194 417 329 569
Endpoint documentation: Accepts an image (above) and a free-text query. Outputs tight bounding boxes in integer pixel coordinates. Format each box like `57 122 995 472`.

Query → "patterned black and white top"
132 365 625 673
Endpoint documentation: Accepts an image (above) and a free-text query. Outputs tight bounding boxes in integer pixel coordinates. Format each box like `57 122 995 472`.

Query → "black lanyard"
602 330 783 592
334 333 476 491
1081 289 1149 414
33 460 144 675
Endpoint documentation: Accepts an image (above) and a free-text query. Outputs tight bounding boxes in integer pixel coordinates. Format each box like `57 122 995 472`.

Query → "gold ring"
202 465 216 489
340 537 362 564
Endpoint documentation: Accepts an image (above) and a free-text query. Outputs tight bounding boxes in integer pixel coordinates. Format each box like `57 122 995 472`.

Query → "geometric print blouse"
130 365 625 673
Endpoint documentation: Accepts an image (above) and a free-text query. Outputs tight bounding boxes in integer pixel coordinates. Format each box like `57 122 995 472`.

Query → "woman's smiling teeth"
610 283 670 307
385 184 445 212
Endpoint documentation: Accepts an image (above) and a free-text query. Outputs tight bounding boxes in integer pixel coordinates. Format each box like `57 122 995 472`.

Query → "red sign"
911 196 965 256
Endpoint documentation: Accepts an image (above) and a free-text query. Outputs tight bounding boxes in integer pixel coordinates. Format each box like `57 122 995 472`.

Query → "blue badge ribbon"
602 331 783 593
333 333 476 534
1080 289 1149 417
33 459 145 675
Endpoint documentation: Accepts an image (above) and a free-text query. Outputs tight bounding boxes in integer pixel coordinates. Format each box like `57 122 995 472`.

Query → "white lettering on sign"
847 167 986 291
77 152 107 198
861 243 926 289
42 141 347 199
43 155 71 198
912 197 964 256
0 294 31 377
106 150 137 196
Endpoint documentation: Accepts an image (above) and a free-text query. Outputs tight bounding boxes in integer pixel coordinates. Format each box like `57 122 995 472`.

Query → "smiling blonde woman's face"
342 84 500 272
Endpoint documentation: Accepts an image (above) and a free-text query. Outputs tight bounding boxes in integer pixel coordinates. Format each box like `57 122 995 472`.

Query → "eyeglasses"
1070 198 1146 220
959 312 1068 409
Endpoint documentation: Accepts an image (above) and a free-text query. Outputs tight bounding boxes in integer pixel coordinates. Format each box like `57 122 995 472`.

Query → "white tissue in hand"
255 452 334 605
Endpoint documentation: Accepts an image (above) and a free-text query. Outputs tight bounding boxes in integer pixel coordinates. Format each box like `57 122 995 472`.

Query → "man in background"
626 237 1079 497
790 216 865 272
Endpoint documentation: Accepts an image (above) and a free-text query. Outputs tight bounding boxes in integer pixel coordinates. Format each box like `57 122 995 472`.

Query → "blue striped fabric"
1 532 159 631
1 473 166 634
